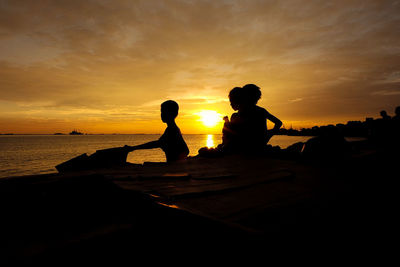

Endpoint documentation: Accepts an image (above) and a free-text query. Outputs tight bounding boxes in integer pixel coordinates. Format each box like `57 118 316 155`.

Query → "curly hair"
242 84 261 104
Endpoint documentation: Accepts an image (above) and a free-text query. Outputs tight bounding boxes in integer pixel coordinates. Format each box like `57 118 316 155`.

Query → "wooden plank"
114 169 294 200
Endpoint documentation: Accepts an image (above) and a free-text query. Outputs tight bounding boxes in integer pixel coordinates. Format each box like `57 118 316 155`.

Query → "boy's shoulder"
231 112 239 118
255 105 267 111
254 105 269 116
163 125 182 136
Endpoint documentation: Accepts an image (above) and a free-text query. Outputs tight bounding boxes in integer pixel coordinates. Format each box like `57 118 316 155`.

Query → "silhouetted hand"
223 116 229 123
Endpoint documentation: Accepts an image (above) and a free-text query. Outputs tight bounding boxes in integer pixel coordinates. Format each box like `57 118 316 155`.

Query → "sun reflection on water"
206 134 215 148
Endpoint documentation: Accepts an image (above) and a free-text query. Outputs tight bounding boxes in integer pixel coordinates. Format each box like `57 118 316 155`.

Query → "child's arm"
266 112 282 132
265 112 282 143
124 140 160 152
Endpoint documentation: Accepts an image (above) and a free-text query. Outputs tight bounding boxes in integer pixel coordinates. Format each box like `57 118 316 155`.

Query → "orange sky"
1 0 400 134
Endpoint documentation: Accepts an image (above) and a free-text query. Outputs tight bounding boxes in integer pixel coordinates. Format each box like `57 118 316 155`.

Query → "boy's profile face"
230 101 239 111
161 107 176 123
161 108 169 123
160 100 178 123
229 87 242 111
229 96 240 111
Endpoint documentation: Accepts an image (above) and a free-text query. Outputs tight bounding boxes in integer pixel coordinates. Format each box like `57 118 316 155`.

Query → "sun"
197 110 222 127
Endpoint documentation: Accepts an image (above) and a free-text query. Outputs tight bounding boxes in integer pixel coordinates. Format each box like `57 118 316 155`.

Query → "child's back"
240 84 282 150
159 123 189 162
236 105 269 149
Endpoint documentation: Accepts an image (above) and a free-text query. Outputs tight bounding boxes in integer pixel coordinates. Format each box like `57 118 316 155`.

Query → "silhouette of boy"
393 106 400 121
391 106 400 148
221 87 242 148
222 84 282 152
380 110 391 120
125 100 189 162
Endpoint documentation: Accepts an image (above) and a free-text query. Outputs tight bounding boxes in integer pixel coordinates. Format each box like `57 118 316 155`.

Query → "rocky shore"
0 140 398 263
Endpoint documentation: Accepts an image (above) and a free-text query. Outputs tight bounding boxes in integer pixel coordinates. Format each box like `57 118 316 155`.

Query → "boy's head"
242 84 262 105
161 100 179 123
229 87 242 110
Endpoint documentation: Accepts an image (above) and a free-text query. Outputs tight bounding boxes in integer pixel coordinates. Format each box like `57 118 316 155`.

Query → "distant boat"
69 130 83 135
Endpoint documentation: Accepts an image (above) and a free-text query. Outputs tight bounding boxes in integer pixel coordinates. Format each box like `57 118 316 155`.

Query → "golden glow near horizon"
197 110 222 128
0 1 400 134
206 134 215 148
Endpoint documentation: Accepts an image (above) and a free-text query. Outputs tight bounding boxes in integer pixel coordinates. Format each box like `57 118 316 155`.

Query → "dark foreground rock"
0 146 398 263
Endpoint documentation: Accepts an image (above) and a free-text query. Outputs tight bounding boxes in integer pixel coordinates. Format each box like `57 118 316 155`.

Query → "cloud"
372 90 400 96
288 98 303 103
1 0 400 132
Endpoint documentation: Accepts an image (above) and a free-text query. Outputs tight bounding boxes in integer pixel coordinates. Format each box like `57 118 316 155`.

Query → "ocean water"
0 134 312 178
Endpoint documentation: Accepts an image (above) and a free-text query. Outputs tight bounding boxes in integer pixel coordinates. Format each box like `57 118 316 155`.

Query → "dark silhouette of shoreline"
69 129 84 135
276 113 396 138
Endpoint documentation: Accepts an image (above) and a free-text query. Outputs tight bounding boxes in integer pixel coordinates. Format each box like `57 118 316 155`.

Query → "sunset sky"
1 0 400 134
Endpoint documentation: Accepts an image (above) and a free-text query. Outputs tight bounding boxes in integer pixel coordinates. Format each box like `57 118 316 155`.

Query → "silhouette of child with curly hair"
222 84 282 153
